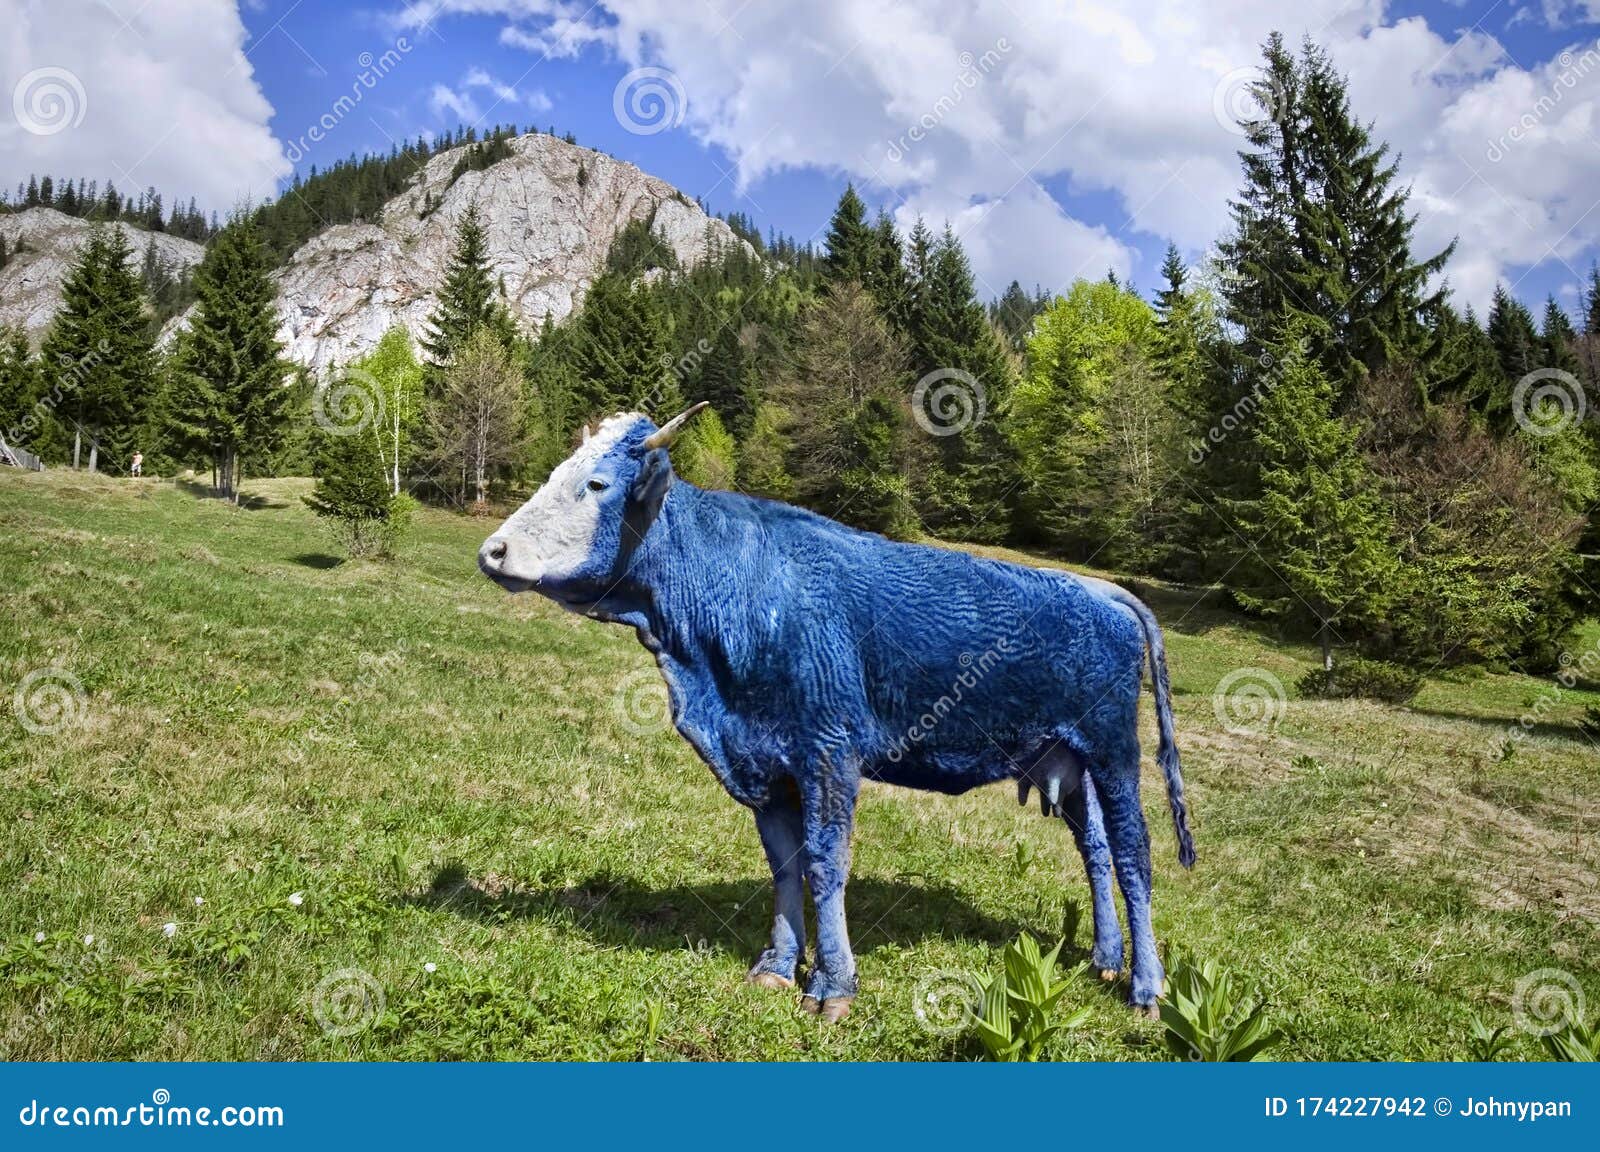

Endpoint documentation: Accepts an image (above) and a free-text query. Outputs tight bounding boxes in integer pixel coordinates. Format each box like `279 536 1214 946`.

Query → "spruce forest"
3 35 1598 686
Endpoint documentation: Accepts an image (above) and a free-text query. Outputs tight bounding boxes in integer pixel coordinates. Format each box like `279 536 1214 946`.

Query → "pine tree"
568 272 675 418
1231 316 1398 684
1486 285 1541 422
0 327 48 461
820 184 874 287
304 420 407 558
169 218 289 502
990 280 1047 353
421 204 513 371
40 225 157 471
901 225 1018 541
1218 34 1450 404
1540 296 1580 380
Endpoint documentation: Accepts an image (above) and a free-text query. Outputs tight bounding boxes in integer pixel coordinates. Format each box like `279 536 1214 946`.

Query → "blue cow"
479 404 1195 1022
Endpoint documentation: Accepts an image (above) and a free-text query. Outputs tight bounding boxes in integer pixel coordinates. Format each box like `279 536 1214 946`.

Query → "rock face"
0 209 205 342
1 133 746 373
259 132 744 373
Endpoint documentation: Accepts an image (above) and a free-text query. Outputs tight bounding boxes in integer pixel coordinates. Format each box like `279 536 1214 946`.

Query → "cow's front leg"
747 793 806 990
798 768 860 1023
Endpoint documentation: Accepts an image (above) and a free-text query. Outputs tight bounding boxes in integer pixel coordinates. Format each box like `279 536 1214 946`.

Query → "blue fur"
485 415 1195 1009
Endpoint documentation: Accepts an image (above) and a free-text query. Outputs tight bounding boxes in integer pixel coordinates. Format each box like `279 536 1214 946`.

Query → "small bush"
971 933 1088 1062
1579 705 1600 741
305 430 413 560
1462 1015 1514 1061
1160 950 1279 1061
1543 1017 1599 1062
1296 656 1422 704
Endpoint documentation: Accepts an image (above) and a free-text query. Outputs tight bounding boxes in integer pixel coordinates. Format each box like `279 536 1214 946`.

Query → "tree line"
1 33 1595 680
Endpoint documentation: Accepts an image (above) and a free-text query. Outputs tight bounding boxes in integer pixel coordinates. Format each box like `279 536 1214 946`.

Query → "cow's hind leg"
748 789 806 990
1021 748 1122 977
1059 766 1125 980
797 768 860 1023
1090 739 1165 1016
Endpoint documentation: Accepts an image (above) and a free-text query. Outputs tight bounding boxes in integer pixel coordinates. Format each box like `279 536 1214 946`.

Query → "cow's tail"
1102 584 1196 869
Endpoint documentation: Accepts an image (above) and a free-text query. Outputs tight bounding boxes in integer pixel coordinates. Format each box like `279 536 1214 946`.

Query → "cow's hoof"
1134 1003 1161 1021
801 995 853 1023
747 971 794 991
1099 968 1119 983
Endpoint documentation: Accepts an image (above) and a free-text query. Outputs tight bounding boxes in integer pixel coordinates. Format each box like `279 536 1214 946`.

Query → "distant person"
130 451 143 478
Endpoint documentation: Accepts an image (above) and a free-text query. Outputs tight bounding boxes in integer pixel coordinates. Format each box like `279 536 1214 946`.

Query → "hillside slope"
0 209 205 340
0 469 1595 1060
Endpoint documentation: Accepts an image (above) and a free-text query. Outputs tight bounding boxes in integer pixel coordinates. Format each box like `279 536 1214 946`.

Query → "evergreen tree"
40 225 156 471
777 281 912 535
169 219 289 501
568 272 676 418
1230 317 1398 683
1540 296 1580 380
0 327 48 460
1217 34 1450 405
820 184 874 286
1486 285 1541 422
901 225 1018 541
990 280 1048 353
304 421 409 558
674 406 739 490
421 204 513 371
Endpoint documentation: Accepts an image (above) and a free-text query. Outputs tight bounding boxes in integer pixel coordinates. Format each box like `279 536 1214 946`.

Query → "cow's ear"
629 445 674 508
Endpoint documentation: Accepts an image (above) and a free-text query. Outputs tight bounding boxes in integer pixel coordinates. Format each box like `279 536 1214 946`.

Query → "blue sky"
9 0 1600 315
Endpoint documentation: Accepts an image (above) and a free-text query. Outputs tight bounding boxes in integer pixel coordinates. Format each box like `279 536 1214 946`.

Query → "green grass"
1 469 1596 1060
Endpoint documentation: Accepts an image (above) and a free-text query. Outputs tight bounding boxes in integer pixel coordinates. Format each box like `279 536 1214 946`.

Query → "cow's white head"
477 403 707 605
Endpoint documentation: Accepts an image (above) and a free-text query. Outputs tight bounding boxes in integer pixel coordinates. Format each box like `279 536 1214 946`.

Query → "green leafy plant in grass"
1579 705 1600 742
1543 1017 1599 1062
1463 1015 1514 1061
1160 950 1280 1061
971 933 1089 1062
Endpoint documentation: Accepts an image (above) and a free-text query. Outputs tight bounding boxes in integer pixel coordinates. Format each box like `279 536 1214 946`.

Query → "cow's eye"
587 477 609 493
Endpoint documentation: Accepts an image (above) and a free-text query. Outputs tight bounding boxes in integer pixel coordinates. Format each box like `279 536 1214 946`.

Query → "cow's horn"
643 402 710 450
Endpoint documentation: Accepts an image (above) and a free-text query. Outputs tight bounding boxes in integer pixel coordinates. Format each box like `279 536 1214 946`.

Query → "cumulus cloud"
0 0 289 213
404 0 1600 309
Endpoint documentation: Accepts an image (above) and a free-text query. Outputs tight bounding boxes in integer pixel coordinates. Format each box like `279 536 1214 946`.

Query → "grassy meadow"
1 468 1596 1060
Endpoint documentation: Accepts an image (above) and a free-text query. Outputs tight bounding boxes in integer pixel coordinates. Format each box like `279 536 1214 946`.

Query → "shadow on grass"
173 476 286 509
291 553 344 570
1405 705 1596 748
409 864 1046 961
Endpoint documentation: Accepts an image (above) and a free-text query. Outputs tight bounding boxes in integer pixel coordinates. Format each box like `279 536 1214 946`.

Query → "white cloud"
433 66 550 122
0 0 289 214
410 0 1600 309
